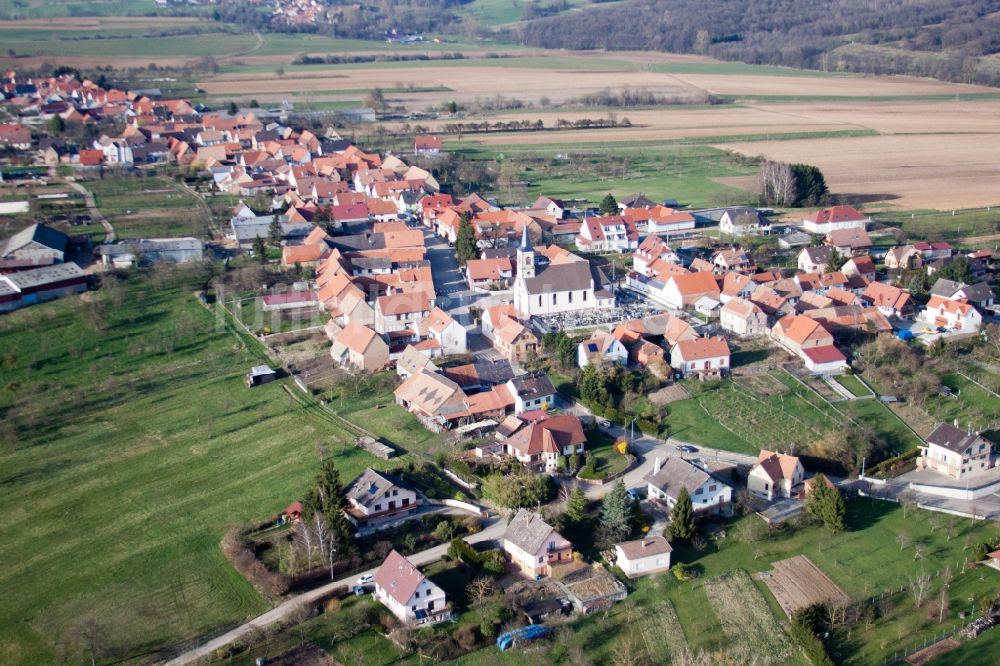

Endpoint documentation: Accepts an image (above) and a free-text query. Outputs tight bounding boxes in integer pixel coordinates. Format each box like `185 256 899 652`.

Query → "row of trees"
756 159 829 207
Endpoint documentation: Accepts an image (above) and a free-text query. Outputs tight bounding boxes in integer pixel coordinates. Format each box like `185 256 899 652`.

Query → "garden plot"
734 373 790 397
634 600 688 661
704 570 794 664
648 383 690 406
760 555 850 618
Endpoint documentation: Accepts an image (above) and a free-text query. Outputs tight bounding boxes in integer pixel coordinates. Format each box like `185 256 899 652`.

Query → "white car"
357 574 374 586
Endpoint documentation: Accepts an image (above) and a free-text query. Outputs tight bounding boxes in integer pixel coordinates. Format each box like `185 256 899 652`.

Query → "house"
720 298 768 337
644 457 732 515
331 321 390 372
778 232 812 249
802 205 870 234
414 307 467 355
577 330 629 368
626 205 695 235
918 295 983 332
374 292 431 336
261 290 319 312
344 468 419 527
614 537 672 578
841 255 876 282
719 207 770 237
825 228 872 257
246 365 276 387
576 215 638 253
396 344 437 380
719 271 755 304
485 307 540 362
925 254 989 281
798 246 836 273
659 271 722 310
512 228 614 317
502 508 573 578
1 223 68 270
505 372 556 414
712 249 754 274
930 279 995 310
504 414 586 471
632 235 678 276
862 282 914 320
533 196 568 220
670 336 730 379
283 501 303 522
771 315 848 374
917 422 993 479
413 135 442 155
0 123 31 150
373 550 448 625
466 257 513 289
748 450 804 501
885 245 923 271
914 241 953 260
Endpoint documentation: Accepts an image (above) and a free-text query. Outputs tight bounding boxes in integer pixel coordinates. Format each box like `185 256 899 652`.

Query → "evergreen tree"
48 114 65 135
455 212 477 265
932 255 972 285
228 101 239 115
252 236 267 264
565 487 588 527
302 459 355 555
598 193 619 215
668 487 696 542
268 214 283 249
598 480 631 545
791 164 829 207
805 475 846 533
824 249 842 274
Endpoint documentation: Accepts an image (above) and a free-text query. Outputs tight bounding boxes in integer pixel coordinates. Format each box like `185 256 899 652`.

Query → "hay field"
714 131 1000 210
663 71 996 97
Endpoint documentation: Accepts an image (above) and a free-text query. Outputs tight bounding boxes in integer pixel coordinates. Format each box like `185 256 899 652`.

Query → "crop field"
704 570 797 664
0 268 378 664
760 555 851 617
86 175 208 239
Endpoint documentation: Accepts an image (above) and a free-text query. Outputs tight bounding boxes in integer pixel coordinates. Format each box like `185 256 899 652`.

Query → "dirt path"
61 177 115 242
160 517 505 666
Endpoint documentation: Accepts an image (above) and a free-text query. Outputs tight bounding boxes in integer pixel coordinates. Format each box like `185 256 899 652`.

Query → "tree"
48 114 65 135
268 214 283 249
804 475 846 533
63 617 110 666
455 212 477 265
932 255 972 284
757 159 796 206
227 101 239 116
668 487 696 542
564 487 588 528
790 164 828 206
824 249 842 274
302 459 354 559
598 480 631 545
598 193 619 215
252 236 267 264
909 570 932 608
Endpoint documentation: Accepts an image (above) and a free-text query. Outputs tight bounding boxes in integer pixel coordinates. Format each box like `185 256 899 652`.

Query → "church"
512 226 615 318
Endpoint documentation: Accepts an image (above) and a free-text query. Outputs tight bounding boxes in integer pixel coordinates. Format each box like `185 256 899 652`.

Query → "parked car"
676 444 698 453
599 419 611 428
357 574 374 586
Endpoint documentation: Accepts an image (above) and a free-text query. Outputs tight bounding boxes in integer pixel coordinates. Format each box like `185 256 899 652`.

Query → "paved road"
162 517 506 666
60 177 116 242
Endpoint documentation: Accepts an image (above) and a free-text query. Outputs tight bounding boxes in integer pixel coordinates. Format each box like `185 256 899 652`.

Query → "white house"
576 215 638 253
919 295 983 332
720 298 768 337
413 307 467 355
343 468 419 528
503 415 586 472
577 330 629 368
614 536 672 578
916 422 993 479
503 509 573 578
505 372 556 414
644 457 732 515
798 246 836 273
748 450 805 501
632 234 678 276
802 205 870 234
373 550 448 625
670 336 730 379
719 207 771 237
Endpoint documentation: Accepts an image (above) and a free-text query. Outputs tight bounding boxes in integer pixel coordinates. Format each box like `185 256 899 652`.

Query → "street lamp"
629 417 638 444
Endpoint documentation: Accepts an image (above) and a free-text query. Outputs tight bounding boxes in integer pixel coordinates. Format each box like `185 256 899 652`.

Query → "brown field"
0 17 204 30
715 131 1000 210
905 638 960 666
665 72 996 97
760 555 851 618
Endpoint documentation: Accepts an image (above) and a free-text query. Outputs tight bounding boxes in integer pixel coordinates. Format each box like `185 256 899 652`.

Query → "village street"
162 517 508 666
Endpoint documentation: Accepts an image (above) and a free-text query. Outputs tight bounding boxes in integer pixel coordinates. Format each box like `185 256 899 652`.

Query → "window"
568 291 573 303
392 489 398 496
374 504 381 511
552 293 557 305
583 291 588 301
538 556 544 563
695 487 702 495
538 295 542 307
709 484 716 492
414 590 420 598
764 483 769 491
396 314 401 321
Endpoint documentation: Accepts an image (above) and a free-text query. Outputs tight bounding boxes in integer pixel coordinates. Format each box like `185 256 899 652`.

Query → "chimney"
653 457 662 476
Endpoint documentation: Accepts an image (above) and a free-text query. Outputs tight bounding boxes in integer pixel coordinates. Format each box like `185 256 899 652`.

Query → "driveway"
162 516 506 666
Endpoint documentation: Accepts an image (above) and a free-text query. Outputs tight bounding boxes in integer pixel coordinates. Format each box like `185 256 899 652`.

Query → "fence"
883 611 988 666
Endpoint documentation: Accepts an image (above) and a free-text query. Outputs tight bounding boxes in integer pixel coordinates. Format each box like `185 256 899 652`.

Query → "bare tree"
896 533 913 551
64 617 110 666
467 577 497 607
909 571 932 608
914 545 926 561
757 159 796 206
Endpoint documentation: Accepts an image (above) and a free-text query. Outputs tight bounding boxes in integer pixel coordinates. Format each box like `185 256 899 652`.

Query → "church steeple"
517 225 535 280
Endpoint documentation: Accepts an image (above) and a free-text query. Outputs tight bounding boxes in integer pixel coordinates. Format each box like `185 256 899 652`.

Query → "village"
2 67 1000 666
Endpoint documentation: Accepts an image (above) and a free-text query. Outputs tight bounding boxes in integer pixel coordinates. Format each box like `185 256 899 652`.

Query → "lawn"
836 374 872 398
87 174 208 239
0 267 378 664
582 428 631 479
879 208 1000 244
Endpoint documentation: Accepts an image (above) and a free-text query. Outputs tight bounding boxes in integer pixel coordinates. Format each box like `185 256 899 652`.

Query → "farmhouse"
861 281 914 319
503 509 573 579
503 414 586 471
330 321 390 372
720 298 769 337
374 292 431 336
802 205 870 234
771 315 848 374
466 257 513 289
412 307 467 355
916 422 993 479
344 468 419 528
373 550 448 625
659 271 722 310
748 450 805 501
614 537 672 578
841 255 876 282
670 336 730 379
712 249 754 274
482 304 540 362
413 135 442 155
645 457 732 515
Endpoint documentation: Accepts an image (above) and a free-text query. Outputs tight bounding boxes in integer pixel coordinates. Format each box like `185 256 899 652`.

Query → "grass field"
878 208 1000 244
836 374 872 398
87 175 208 239
0 267 378 664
